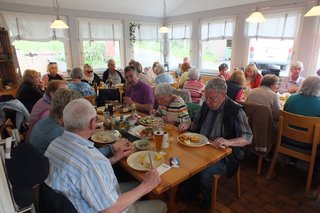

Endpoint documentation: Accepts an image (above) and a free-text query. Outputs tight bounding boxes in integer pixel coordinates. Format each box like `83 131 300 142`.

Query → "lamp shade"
50 17 69 29
246 11 266 23
305 5 320 17
159 25 169 33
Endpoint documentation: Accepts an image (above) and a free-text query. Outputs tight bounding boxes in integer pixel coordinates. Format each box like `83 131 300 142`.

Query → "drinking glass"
153 128 165 155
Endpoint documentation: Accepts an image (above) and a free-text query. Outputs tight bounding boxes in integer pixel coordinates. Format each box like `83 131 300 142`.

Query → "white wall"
0 0 319 77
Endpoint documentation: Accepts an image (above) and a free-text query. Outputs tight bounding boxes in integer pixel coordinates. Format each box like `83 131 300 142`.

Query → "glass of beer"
153 129 164 155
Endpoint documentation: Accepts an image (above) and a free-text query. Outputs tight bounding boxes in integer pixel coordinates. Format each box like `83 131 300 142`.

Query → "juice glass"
153 129 164 154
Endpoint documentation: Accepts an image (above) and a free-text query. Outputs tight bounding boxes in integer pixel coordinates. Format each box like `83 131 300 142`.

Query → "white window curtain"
134 23 164 41
247 11 301 39
201 18 235 41
2 12 69 42
168 23 192 40
78 18 123 41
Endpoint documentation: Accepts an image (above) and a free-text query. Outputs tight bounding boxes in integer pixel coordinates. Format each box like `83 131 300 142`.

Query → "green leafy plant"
129 22 141 47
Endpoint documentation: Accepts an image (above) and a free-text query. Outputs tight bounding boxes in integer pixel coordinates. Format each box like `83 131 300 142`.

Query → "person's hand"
212 137 230 149
287 86 299 94
113 138 132 152
149 109 157 116
142 169 161 192
178 122 190 132
110 148 132 164
162 115 174 123
123 97 133 106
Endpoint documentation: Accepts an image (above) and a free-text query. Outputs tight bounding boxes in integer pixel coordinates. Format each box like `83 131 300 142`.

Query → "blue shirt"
155 73 174 84
45 131 121 213
68 82 96 97
284 94 320 117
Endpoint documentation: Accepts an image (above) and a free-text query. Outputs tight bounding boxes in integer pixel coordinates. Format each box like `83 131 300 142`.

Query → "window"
247 11 301 76
168 23 192 69
132 23 164 68
78 18 123 70
200 18 235 72
2 12 70 76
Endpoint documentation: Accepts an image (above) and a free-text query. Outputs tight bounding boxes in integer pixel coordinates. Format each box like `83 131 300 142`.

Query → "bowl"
133 139 150 150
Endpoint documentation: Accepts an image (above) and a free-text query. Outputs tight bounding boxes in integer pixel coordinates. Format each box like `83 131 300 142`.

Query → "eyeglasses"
205 95 221 102
87 70 93 73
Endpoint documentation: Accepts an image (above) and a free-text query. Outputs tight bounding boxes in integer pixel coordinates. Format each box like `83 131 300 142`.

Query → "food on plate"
190 135 200 143
138 154 151 168
154 153 163 161
95 132 114 142
96 107 105 114
139 127 154 138
139 116 164 126
178 134 201 145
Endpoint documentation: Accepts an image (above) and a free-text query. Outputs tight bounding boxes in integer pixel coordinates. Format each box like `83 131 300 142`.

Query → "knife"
148 152 153 169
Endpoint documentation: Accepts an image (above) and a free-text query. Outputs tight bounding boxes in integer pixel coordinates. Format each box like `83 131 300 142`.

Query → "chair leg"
257 157 262 176
306 160 315 195
211 175 221 213
236 166 241 198
266 151 278 180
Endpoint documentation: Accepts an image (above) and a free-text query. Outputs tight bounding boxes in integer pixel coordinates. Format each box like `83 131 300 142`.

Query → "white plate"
136 127 154 139
91 130 121 144
139 116 164 126
133 139 150 150
177 133 209 147
127 151 164 171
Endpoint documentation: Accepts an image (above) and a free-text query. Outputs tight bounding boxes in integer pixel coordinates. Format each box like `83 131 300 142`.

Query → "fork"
148 152 153 169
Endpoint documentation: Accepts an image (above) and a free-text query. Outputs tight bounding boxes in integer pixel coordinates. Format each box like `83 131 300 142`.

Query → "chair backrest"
279 110 320 146
84 95 96 106
172 89 192 103
238 101 277 157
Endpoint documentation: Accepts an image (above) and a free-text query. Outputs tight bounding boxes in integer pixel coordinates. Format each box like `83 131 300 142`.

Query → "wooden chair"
84 94 97 106
238 101 277 175
266 110 320 195
211 166 241 213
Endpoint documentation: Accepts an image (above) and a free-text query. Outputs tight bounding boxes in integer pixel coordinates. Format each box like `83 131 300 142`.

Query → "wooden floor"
178 154 320 213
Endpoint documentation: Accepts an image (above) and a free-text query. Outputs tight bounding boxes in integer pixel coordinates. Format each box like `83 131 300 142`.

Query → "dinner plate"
127 151 164 171
135 126 154 139
139 116 164 126
177 133 209 147
91 130 121 144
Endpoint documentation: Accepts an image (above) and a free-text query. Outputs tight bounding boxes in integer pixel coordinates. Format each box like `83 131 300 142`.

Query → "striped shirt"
183 80 205 104
45 131 121 213
157 96 191 124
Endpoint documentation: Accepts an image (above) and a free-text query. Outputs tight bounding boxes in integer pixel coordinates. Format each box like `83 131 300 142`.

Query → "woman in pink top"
183 68 205 104
245 63 262 89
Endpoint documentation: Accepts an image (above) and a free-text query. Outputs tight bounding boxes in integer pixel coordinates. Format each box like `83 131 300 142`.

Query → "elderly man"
278 61 305 94
180 77 253 209
45 99 167 213
123 66 154 113
102 59 125 84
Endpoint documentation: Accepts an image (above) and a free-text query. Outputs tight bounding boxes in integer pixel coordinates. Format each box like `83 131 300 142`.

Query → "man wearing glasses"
180 77 253 209
102 59 125 84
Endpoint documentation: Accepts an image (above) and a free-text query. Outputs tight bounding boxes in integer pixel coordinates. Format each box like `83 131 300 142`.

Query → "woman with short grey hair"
153 83 191 129
284 76 320 117
246 74 281 120
68 67 96 97
183 68 205 103
154 64 174 84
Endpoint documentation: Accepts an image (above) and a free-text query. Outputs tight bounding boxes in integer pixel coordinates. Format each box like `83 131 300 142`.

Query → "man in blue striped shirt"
45 99 167 213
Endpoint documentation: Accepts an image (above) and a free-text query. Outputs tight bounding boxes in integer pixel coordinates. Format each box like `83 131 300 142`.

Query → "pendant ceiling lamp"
305 0 320 17
50 0 69 29
246 8 266 23
159 0 169 33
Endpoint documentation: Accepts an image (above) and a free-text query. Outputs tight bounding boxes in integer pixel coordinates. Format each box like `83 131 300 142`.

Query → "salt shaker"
162 131 169 149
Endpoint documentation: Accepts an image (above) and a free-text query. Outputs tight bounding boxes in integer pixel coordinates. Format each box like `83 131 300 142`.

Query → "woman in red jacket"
244 63 262 89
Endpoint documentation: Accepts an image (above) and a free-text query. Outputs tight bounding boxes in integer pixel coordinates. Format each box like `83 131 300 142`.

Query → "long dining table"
117 112 232 212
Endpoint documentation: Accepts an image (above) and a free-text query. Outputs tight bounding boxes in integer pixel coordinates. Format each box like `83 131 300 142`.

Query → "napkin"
156 163 171 175
128 125 145 138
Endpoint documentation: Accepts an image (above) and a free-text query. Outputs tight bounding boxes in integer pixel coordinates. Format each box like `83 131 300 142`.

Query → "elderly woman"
28 80 68 131
17 69 45 112
178 62 191 88
246 74 281 120
284 76 320 117
154 83 191 129
183 68 205 104
154 64 174 84
278 61 305 94
244 63 262 89
68 67 96 97
218 63 231 80
145 61 158 84
82 64 101 86
226 69 246 101
42 62 65 88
